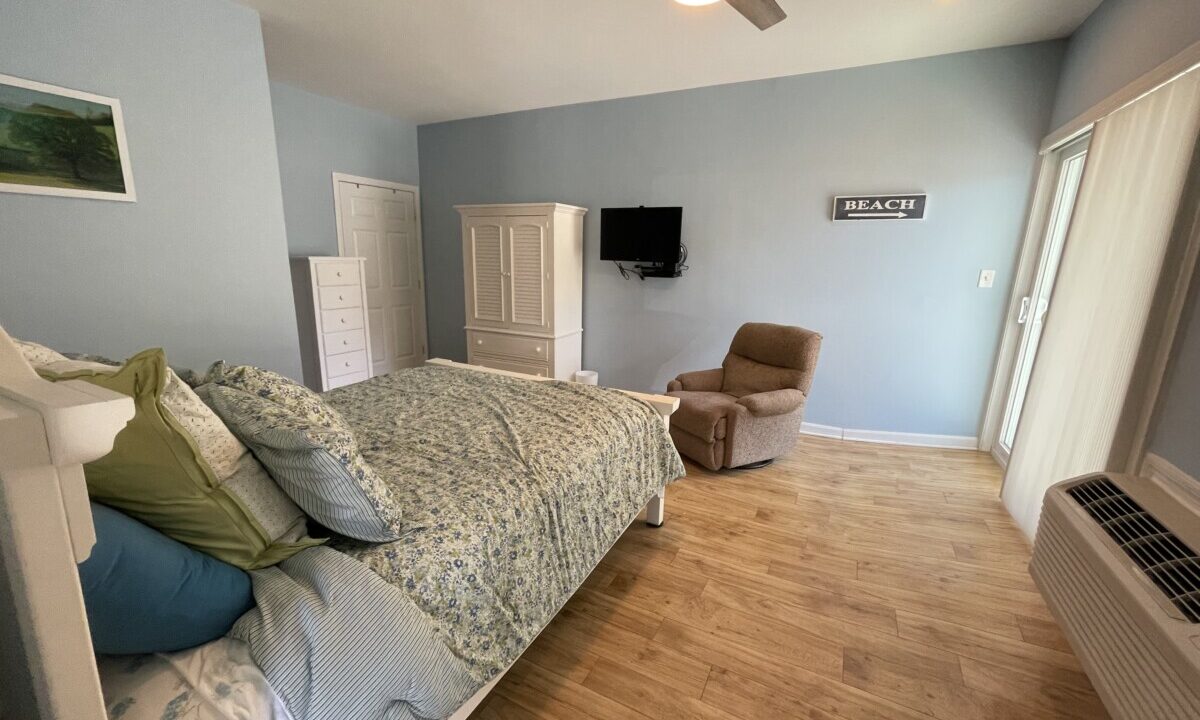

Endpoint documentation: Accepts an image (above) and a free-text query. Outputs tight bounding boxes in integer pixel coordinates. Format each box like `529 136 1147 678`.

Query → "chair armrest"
670 368 724 392
737 388 806 417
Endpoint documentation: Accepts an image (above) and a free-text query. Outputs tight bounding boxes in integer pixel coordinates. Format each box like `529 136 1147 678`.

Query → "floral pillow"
204 361 347 427
199 364 403 542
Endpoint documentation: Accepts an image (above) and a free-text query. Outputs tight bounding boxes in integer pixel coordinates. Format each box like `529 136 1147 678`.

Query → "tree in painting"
8 106 116 181
0 78 129 195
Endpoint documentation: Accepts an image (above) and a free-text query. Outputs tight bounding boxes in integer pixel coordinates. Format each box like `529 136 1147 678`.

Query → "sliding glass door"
994 134 1091 464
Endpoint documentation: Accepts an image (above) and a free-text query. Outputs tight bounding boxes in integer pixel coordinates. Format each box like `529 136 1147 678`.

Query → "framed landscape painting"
0 73 135 201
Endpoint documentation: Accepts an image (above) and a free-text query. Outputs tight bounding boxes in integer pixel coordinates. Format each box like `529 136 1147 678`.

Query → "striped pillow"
198 374 403 542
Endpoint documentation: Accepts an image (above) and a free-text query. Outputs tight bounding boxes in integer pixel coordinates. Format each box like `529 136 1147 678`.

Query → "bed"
0 328 683 720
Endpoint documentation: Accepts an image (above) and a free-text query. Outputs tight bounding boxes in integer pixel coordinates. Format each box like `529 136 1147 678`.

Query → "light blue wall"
0 0 301 377
1051 0 1200 128
418 43 1065 437
1151 282 1200 479
270 82 420 257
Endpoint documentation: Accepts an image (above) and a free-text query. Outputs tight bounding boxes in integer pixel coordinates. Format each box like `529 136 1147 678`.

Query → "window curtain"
1002 67 1200 539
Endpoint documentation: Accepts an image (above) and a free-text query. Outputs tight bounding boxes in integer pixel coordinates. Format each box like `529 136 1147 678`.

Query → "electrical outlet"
978 269 996 288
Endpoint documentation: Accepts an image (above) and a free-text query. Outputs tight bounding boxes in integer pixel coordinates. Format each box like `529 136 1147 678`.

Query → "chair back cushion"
721 323 822 397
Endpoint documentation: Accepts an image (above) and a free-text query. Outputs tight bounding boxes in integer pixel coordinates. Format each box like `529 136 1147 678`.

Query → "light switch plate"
978 270 996 288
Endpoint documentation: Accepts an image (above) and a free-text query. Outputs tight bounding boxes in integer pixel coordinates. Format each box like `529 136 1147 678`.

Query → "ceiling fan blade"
725 0 787 30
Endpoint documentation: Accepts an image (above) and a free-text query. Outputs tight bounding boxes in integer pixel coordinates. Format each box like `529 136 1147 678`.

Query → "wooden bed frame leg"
646 489 665 527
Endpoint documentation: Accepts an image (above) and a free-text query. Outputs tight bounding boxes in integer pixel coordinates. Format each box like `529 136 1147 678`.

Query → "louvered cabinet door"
465 218 507 329
506 217 551 332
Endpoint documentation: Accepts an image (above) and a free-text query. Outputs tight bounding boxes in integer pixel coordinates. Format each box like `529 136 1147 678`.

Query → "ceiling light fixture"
674 0 721 6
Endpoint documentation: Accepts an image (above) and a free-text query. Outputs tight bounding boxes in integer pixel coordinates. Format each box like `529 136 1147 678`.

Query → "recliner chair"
666 322 821 471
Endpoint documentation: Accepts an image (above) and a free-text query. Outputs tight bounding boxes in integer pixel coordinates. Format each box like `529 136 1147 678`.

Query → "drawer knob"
343 340 350 346
336 271 343 277
338 294 345 301
536 347 543 353
477 339 483 345
345 362 351 367
341 318 347 324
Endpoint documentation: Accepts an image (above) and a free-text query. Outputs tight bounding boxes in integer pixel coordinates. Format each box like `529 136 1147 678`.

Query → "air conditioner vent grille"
1068 477 1200 623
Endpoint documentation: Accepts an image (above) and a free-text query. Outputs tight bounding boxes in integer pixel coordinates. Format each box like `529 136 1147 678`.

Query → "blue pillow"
78 502 255 654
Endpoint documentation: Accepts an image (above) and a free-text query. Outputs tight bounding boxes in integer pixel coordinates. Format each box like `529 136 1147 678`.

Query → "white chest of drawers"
290 256 374 391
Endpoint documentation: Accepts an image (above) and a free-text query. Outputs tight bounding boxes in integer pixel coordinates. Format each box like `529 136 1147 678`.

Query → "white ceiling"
238 0 1102 125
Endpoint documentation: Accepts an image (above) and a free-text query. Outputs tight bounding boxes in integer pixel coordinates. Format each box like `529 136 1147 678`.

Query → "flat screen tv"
600 206 682 264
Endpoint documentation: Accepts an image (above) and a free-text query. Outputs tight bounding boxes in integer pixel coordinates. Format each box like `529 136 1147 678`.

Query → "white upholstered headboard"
0 325 134 719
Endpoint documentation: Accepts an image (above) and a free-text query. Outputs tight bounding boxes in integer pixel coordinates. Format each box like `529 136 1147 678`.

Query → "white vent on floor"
1032 472 1200 720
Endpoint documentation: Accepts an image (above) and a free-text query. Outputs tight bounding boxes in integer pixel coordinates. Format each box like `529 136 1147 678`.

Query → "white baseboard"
798 422 843 439
800 422 979 450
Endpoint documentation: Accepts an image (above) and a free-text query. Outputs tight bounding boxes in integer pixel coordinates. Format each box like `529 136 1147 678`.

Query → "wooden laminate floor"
469 435 1108 720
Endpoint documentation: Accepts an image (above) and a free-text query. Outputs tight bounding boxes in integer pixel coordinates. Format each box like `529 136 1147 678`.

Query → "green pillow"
39 349 321 569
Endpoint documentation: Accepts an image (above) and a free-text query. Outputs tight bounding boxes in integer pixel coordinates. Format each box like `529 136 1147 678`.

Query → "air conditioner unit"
1031 472 1200 720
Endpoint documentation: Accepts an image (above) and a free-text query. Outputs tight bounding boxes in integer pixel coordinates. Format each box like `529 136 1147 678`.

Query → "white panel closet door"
337 181 427 374
1002 68 1200 539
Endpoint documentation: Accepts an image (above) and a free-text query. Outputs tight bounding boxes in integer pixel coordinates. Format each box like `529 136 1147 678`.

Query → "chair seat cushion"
667 390 737 441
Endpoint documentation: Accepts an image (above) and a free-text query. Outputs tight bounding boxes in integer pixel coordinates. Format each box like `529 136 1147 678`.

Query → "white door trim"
984 39 1200 466
331 172 429 364
991 38 1200 452
978 153 1059 454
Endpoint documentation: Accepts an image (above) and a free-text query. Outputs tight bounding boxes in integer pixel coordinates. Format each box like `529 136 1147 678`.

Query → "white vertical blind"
1002 68 1200 539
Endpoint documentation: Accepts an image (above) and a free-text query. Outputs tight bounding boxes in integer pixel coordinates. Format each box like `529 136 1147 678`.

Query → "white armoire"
456 203 585 380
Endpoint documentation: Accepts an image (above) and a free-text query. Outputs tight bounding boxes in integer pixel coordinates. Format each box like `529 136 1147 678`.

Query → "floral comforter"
323 366 685 683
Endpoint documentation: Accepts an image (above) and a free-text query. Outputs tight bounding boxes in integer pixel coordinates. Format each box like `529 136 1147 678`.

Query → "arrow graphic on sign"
847 211 908 218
